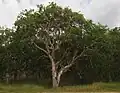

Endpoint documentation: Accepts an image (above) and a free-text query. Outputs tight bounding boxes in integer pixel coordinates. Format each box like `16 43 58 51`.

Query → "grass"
0 82 120 93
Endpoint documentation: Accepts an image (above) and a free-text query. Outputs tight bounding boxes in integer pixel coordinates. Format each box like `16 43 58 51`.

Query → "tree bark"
51 60 58 88
57 69 63 86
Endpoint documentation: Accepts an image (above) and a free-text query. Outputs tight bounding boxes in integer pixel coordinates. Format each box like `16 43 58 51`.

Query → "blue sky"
0 0 120 28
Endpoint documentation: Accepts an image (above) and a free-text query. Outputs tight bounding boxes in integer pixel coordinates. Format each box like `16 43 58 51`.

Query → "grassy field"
0 82 120 93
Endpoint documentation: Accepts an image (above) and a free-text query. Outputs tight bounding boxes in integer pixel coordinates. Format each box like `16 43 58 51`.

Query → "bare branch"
56 50 79 84
73 42 96 62
33 42 48 55
57 54 76 85
74 49 86 61
57 50 78 74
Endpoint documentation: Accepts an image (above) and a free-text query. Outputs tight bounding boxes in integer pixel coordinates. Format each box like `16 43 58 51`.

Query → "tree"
14 2 99 87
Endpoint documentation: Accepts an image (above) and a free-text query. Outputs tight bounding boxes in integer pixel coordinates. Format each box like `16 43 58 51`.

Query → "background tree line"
0 3 120 87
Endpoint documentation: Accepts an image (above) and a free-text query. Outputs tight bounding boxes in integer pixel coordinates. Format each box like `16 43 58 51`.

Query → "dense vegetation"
0 3 120 88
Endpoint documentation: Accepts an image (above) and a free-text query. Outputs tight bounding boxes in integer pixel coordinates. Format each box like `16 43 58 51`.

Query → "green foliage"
0 2 120 87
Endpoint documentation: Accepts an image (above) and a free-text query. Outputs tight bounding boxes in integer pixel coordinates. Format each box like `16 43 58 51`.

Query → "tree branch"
57 50 77 75
56 48 70 66
33 42 48 55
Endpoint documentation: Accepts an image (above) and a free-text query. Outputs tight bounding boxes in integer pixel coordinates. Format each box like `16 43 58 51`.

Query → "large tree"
14 3 105 87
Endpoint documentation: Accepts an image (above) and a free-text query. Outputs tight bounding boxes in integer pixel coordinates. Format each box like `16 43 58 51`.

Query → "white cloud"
56 0 91 11
55 0 120 27
0 0 120 28
0 0 51 27
84 0 120 27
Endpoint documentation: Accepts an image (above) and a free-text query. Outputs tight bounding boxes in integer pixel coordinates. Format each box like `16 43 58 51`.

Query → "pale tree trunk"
51 50 81 87
51 57 58 88
34 42 59 87
52 63 64 88
52 68 58 87
57 69 63 86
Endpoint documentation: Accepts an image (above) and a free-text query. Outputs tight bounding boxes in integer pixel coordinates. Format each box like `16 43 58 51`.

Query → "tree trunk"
52 75 58 88
51 60 58 88
57 70 63 86
6 73 10 84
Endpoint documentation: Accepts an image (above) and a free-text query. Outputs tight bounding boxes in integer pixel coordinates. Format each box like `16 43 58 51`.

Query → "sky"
0 0 120 28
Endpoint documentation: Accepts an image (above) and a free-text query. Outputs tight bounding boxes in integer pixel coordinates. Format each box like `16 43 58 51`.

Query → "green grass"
0 82 120 93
